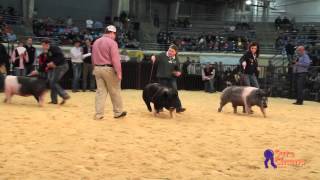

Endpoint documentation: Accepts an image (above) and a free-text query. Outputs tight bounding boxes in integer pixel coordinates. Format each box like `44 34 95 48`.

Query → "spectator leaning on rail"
239 42 260 88
292 46 311 105
202 63 215 93
151 44 186 113
92 25 127 120
82 39 96 92
11 41 29 76
24 37 36 75
70 40 83 92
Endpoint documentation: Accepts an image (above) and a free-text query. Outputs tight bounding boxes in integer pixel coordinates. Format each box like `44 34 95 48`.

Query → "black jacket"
240 51 259 76
0 44 9 66
24 45 36 65
47 46 66 66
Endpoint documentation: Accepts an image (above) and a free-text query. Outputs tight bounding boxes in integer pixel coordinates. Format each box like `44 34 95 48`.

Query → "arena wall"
34 0 112 20
271 0 320 22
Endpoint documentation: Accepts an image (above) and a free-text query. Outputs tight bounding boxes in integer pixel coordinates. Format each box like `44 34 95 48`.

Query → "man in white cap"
92 25 127 120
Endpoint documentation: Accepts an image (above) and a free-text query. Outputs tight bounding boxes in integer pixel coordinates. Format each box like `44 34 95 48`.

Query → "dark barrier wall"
58 60 320 102
60 60 204 90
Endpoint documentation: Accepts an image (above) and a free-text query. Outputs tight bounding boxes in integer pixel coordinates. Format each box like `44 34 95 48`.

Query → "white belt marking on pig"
5 76 21 94
241 87 258 110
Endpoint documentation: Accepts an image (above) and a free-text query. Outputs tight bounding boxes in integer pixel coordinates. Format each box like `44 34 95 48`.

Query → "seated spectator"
202 63 215 93
104 16 111 25
275 16 282 30
126 38 140 49
6 6 16 16
5 29 17 42
94 20 103 30
120 50 130 62
86 18 94 29
72 26 79 34
67 16 73 27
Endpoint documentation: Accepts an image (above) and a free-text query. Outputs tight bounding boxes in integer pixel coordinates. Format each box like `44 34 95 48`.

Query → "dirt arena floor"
0 90 319 180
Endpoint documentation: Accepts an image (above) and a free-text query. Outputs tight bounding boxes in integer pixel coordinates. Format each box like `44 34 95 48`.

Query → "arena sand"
0 90 319 180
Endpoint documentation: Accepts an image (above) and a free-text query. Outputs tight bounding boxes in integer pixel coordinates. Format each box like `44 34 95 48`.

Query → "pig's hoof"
218 108 222 112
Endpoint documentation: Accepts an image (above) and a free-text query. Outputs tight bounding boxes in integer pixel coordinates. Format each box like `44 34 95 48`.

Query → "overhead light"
246 0 252 5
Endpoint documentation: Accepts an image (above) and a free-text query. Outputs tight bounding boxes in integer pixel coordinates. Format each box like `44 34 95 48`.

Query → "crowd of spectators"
274 16 294 31
0 6 18 24
0 6 17 16
275 25 318 50
0 16 17 42
32 12 140 48
275 23 319 66
169 18 192 28
157 20 256 52
0 6 19 42
157 31 254 52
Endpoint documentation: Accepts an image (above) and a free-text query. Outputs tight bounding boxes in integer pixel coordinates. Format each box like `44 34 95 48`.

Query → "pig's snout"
262 101 268 108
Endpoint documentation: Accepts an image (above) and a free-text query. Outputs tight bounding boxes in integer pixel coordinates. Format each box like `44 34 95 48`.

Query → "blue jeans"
158 78 182 109
48 63 69 103
204 78 215 93
14 68 26 76
242 74 260 88
72 63 82 90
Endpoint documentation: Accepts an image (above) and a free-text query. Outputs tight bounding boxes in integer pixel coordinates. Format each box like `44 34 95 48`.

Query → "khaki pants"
93 66 124 118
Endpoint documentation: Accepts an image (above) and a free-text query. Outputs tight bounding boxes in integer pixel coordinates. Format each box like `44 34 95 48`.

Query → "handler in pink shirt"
92 25 127 120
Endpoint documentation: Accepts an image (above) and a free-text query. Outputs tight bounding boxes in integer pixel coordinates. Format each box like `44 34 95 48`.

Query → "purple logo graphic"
264 149 277 169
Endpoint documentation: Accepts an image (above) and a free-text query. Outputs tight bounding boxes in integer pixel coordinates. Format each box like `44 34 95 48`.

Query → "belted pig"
0 74 47 106
218 86 269 117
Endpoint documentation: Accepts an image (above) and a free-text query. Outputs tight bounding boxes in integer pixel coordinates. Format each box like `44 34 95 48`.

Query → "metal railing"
0 14 24 24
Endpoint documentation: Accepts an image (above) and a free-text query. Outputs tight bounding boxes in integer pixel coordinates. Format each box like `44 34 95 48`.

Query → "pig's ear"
265 88 272 96
257 89 267 97
161 88 169 98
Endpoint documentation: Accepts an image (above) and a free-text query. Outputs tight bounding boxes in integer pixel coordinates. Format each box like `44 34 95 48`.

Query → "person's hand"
47 62 56 68
174 71 181 77
257 67 261 71
117 74 122 80
242 61 247 68
29 70 39 76
151 55 156 63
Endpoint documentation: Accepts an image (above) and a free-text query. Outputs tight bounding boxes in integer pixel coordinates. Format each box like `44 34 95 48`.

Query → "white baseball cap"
105 25 117 33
